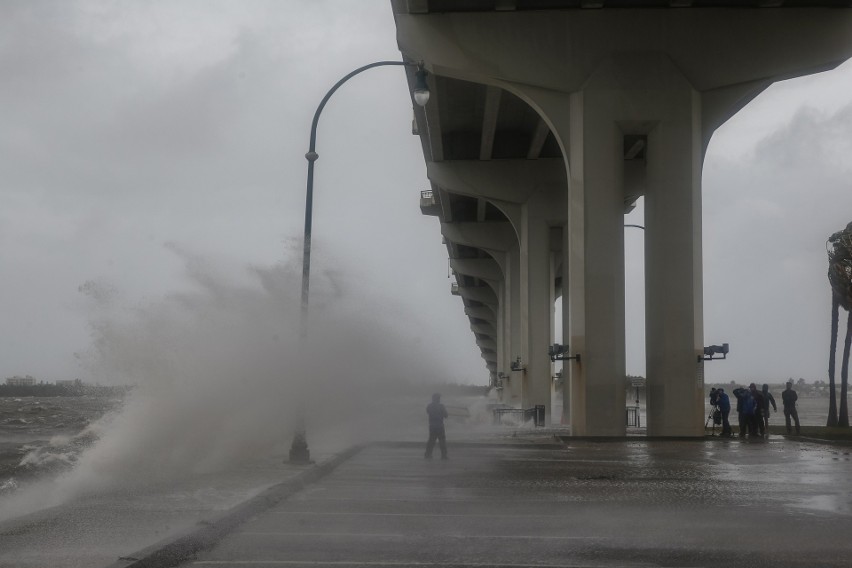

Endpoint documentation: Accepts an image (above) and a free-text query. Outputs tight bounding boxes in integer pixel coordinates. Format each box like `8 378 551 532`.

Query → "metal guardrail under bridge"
492 405 545 427
492 406 640 428
626 406 641 428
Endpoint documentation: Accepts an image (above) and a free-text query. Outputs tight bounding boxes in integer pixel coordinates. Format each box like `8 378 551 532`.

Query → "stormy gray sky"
1 1 851 385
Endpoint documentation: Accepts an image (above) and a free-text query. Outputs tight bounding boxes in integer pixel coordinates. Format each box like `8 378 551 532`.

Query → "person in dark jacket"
716 388 732 437
749 383 765 438
760 383 778 437
425 393 449 460
709 387 719 407
781 381 801 435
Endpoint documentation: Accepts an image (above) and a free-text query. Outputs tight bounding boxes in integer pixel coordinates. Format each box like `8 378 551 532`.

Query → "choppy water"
0 396 122 496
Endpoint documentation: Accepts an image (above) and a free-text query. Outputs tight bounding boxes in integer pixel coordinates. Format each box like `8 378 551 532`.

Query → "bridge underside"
393 0 852 435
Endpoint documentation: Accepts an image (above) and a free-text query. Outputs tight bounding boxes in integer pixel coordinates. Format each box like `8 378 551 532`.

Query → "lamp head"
413 66 430 107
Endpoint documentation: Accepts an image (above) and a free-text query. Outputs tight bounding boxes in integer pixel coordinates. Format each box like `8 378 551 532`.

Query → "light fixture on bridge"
493 372 506 391
413 66 430 107
701 343 730 362
548 343 581 363
510 357 526 372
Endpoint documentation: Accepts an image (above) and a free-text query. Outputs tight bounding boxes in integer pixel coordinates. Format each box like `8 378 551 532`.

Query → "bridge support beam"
517 54 705 435
398 4 852 435
519 193 556 424
643 69 705 437
506 246 523 404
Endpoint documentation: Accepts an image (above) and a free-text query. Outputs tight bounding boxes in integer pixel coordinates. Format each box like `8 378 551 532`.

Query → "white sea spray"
0 244 450 520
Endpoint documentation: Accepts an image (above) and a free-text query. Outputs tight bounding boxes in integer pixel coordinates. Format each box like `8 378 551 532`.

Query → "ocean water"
0 396 122 497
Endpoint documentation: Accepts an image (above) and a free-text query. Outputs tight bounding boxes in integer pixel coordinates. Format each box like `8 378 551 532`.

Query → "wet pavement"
0 453 318 568
170 436 852 568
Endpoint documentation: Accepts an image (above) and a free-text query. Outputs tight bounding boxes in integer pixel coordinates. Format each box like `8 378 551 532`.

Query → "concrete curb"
784 435 852 447
560 435 706 442
373 440 569 450
103 444 365 568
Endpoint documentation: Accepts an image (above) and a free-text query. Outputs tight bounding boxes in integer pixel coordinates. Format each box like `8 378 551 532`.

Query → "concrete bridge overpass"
392 0 852 436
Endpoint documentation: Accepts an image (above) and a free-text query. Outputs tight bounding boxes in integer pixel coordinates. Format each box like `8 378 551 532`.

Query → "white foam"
0 246 458 521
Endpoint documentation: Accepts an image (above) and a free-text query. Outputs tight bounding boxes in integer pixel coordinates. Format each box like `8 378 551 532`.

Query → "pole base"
289 430 312 464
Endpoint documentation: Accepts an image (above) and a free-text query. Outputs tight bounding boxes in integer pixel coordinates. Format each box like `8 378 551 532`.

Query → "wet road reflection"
185 438 852 568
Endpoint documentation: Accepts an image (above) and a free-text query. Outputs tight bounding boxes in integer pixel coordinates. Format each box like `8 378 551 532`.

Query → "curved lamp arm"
301 61 429 328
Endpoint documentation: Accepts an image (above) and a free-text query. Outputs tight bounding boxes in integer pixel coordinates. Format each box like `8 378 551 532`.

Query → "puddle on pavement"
792 493 852 515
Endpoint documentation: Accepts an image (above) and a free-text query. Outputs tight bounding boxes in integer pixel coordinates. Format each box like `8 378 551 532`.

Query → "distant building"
56 379 78 387
6 375 36 386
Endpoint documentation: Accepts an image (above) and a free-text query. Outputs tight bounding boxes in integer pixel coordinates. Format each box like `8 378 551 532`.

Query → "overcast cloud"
1 1 851 385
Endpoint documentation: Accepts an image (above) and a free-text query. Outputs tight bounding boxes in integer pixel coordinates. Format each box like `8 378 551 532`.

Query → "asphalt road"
177 437 852 568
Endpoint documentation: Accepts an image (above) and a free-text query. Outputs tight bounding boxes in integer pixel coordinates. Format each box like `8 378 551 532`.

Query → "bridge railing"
626 406 641 428
492 405 545 427
493 405 640 428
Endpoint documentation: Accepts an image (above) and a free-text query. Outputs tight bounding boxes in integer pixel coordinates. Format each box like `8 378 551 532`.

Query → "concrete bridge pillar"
519 193 556 424
429 162 565 411
496 87 626 435
560 221 578 430
643 75 705 437
495 280 505 397
518 53 704 435
506 245 523 405
563 90 626 436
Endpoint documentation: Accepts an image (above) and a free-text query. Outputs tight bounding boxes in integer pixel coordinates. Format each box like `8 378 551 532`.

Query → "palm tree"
840 308 851 427
827 222 852 427
827 295 839 426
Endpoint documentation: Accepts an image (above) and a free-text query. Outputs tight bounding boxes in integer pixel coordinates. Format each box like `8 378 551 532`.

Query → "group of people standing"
710 382 801 438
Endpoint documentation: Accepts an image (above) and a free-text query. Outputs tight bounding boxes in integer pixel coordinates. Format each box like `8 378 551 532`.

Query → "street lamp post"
290 60 430 464
301 61 429 328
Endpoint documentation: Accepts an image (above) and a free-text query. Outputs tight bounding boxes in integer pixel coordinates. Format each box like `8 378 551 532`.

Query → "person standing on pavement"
782 381 801 435
716 388 732 437
760 383 778 437
709 387 719 408
425 393 449 460
749 383 766 438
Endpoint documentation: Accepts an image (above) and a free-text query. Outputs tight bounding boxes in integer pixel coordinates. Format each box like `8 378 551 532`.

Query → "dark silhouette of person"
781 381 801 435
760 383 778 437
709 387 719 407
749 383 765 438
716 388 732 437
425 393 448 460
